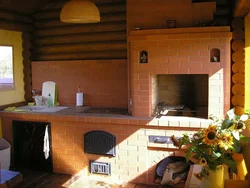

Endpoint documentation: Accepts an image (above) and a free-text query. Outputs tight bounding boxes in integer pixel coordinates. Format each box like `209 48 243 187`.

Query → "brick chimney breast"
128 27 232 118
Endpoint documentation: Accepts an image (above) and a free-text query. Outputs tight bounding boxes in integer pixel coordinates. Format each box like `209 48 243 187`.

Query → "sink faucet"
32 89 43 106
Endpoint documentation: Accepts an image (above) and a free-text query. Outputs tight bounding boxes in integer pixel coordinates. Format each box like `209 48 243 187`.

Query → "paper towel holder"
76 86 84 106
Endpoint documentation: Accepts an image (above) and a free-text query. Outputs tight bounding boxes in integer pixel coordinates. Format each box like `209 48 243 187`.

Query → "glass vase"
200 165 224 188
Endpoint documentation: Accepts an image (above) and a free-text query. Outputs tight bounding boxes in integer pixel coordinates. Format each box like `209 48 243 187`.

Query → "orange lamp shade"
60 0 100 23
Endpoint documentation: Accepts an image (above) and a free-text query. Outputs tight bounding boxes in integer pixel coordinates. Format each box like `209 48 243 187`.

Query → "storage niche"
210 48 220 62
140 50 148 63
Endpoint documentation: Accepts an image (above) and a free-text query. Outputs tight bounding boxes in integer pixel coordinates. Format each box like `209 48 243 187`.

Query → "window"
0 46 14 90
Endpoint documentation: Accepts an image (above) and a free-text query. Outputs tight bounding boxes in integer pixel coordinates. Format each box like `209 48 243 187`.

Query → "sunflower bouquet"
171 108 250 180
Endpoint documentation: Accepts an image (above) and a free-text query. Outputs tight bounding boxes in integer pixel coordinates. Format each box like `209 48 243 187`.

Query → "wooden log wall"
31 0 127 61
0 9 33 31
231 17 245 115
22 32 33 102
0 9 33 103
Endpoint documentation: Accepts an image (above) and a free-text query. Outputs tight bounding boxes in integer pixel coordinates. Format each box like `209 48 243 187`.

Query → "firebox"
84 130 116 156
152 74 208 118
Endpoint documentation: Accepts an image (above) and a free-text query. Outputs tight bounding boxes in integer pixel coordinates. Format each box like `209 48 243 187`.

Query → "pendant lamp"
60 0 100 23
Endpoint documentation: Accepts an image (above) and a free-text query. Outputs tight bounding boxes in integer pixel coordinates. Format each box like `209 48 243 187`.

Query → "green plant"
171 108 250 179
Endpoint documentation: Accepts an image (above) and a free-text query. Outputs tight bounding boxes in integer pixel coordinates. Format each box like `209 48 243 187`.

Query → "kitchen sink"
17 106 68 113
17 106 47 111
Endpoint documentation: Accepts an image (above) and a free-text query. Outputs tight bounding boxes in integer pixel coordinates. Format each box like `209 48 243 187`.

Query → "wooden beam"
33 3 126 20
41 0 126 11
34 12 126 28
32 50 127 61
34 21 126 37
98 3 126 14
33 41 127 54
0 19 33 32
234 0 250 17
0 9 33 23
34 31 126 45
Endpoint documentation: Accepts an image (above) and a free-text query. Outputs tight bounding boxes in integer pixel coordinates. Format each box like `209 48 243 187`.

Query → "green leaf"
185 149 192 161
192 154 200 160
233 139 242 153
240 136 250 142
221 119 234 129
212 152 221 158
208 163 217 170
178 138 185 149
224 159 237 174
178 135 191 149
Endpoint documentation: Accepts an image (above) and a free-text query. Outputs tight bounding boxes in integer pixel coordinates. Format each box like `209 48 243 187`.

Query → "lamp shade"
60 0 100 23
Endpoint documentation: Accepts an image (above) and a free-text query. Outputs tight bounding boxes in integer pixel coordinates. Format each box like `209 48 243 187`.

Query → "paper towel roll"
76 92 84 106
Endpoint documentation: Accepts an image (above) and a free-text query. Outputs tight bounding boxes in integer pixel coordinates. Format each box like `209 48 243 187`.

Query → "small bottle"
129 98 132 115
47 93 53 107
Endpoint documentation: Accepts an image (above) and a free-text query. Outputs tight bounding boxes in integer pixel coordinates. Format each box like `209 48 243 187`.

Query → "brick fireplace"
0 26 233 187
129 27 232 118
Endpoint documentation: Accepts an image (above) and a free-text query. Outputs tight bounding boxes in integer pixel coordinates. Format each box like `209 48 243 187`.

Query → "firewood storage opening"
12 120 53 172
154 156 194 186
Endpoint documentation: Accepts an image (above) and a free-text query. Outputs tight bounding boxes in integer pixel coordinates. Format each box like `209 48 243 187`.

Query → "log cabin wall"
0 9 33 103
31 0 127 61
231 17 245 115
126 0 216 30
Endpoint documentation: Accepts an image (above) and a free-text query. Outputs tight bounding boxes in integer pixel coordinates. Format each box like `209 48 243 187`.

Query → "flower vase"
242 143 250 180
200 165 224 188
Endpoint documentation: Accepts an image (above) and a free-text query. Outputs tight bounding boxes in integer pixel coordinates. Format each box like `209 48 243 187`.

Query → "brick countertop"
0 106 204 181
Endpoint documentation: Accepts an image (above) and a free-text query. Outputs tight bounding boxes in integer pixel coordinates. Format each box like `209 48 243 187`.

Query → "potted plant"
171 108 250 188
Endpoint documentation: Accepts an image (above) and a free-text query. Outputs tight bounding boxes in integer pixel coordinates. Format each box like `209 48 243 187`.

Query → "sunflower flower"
199 157 207 166
202 125 218 146
233 121 246 132
218 132 233 150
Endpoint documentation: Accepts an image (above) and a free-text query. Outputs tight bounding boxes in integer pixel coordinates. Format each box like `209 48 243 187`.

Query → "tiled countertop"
0 106 211 128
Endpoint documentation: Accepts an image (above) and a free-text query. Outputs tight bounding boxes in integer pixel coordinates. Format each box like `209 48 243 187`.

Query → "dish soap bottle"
47 93 53 107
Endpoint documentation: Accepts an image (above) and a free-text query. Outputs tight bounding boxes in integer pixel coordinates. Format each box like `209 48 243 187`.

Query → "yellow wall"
0 117 2 138
0 29 25 106
245 13 250 110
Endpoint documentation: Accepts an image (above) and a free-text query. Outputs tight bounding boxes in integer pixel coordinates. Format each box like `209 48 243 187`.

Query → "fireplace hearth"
152 74 208 118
